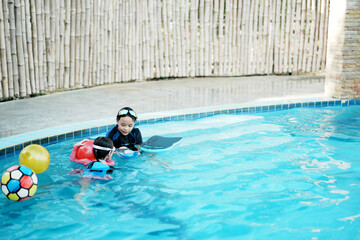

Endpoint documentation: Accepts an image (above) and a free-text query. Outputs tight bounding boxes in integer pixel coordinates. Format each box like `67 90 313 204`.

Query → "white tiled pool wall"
1 99 359 160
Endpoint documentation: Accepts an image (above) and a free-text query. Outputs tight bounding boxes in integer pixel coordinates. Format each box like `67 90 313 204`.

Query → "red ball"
76 140 96 160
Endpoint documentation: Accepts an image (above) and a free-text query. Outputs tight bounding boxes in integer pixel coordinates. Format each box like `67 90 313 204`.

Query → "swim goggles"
118 109 137 118
93 144 115 152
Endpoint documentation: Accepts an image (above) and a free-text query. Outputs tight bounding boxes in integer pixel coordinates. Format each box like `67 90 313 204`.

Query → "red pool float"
70 139 114 166
76 140 96 161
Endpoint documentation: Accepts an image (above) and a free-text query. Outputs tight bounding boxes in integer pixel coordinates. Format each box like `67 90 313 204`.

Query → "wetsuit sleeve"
136 129 143 145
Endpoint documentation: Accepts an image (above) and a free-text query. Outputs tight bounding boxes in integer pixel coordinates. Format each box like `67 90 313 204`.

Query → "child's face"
117 116 135 136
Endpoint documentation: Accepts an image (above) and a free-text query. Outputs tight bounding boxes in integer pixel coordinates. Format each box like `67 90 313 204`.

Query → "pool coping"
1 97 359 160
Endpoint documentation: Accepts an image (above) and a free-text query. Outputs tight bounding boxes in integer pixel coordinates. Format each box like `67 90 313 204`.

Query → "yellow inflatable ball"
19 144 50 174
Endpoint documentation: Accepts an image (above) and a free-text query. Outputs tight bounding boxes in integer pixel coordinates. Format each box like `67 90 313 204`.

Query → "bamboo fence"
0 0 329 100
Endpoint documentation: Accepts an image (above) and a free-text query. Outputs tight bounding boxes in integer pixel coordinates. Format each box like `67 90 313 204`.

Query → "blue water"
1 106 359 239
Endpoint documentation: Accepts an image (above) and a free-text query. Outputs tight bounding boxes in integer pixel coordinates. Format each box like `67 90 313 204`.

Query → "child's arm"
136 129 143 153
75 139 89 147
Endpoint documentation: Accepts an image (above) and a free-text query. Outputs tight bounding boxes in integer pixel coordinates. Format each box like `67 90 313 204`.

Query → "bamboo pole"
74 0 81 86
283 0 291 73
123 0 129 82
212 0 219 75
203 0 211 76
83 0 90 86
185 0 191 76
105 0 112 83
116 1 121 82
259 0 266 73
316 0 326 72
321 0 329 71
265 0 274 74
35 0 44 92
0 0 8 98
42 1 48 91
223 0 231 75
173 0 180 77
240 0 249 74
255 0 262 73
287 0 296 73
3 0 14 97
227 0 234 75
302 0 311 72
57 1 64 89
29 0 39 93
306 0 316 72
148 0 156 78
152 0 159 78
88 0 94 85
298 0 306 72
274 0 281 73
179 0 186 77
111 1 117 82
105 0 111 83
218 0 224 75
279 0 286 73
271 0 278 73
69 0 76 87
98 0 104 83
78 0 85 86
230 0 236 75
54 1 60 89
248 0 256 74
14 0 27 97
189 0 197 77
234 0 241 75
311 0 321 72
292 0 301 72
135 0 142 80
21 0 32 95
142 0 150 79
92 0 99 84
63 0 70 88
44 0 50 90
129 0 136 80
157 0 165 77
113 1 118 82
124 0 129 81
46 0 56 91
9 0 19 97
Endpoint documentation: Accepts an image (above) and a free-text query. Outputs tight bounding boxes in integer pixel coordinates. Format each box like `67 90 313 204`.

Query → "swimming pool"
0 104 359 239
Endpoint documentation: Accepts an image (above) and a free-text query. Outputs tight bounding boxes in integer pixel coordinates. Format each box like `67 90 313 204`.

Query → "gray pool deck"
0 74 327 149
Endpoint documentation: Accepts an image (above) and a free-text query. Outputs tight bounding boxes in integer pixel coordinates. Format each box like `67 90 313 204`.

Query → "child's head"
116 107 137 136
93 137 115 160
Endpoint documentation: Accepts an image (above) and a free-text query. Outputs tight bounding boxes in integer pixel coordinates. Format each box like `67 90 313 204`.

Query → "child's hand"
75 139 89 147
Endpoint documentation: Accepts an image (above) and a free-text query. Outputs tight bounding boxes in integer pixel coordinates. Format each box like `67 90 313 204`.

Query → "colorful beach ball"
1 165 38 201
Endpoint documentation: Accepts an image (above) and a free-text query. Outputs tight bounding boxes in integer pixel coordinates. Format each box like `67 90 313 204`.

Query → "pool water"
1 106 359 239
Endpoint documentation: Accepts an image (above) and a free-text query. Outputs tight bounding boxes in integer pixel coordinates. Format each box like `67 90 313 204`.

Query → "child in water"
106 107 143 153
70 137 115 179
72 137 115 213
82 137 115 179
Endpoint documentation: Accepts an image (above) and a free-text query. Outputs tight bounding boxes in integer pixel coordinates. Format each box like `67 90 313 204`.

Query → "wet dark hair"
93 137 114 160
116 107 137 122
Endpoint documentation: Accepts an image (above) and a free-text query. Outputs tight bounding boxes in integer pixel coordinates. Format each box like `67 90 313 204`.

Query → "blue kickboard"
141 135 183 152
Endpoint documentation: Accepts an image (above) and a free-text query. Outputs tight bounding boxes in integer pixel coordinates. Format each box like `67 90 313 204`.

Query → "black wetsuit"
106 126 143 151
